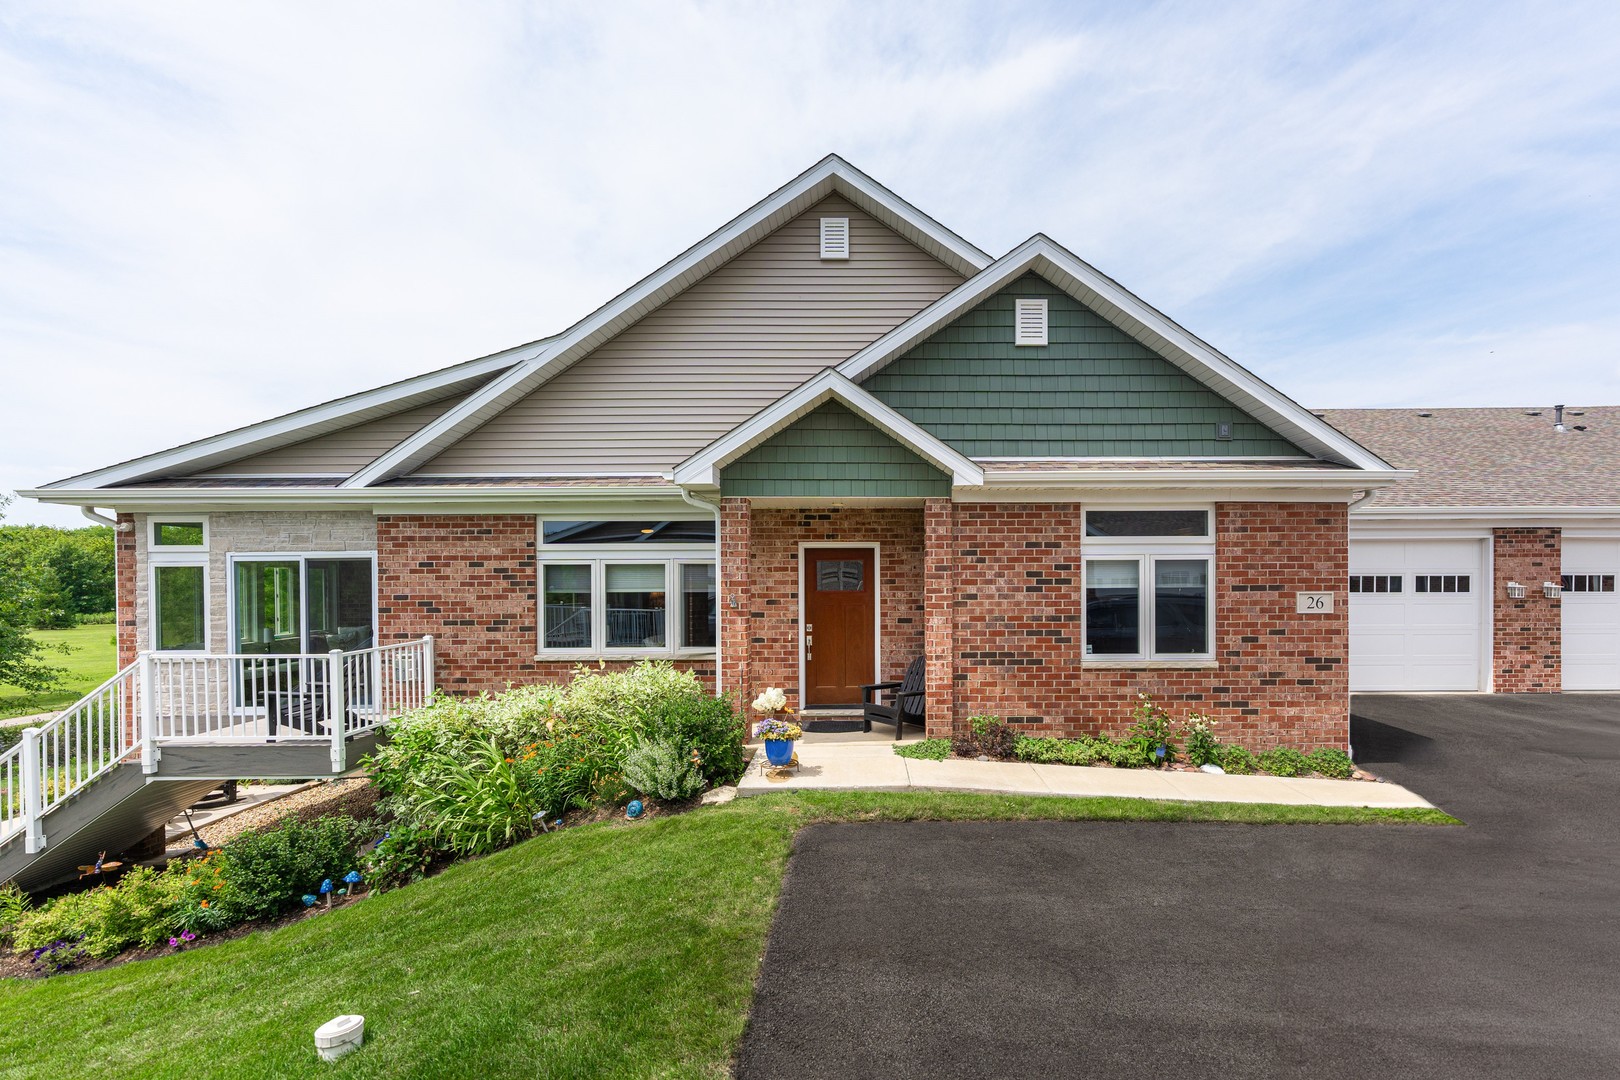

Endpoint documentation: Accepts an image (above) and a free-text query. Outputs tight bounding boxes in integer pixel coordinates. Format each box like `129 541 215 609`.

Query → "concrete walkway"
737 737 1435 809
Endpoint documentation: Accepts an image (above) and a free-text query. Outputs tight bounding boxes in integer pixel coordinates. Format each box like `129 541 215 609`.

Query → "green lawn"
0 791 1456 1079
0 624 118 721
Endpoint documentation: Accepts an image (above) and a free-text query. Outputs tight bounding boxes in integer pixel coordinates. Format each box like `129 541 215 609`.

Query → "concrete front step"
735 744 1436 810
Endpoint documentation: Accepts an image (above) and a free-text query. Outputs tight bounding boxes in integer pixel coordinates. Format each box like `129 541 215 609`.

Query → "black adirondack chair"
862 656 926 740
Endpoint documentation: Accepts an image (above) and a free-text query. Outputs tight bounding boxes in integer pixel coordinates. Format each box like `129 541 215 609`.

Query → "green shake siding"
721 401 950 497
861 274 1304 458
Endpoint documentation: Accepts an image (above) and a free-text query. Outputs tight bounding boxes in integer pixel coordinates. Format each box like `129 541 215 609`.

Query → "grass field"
0 790 1457 1079
0 624 118 721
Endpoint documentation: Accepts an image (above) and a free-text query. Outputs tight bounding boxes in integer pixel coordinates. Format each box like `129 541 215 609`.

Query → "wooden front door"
803 547 877 707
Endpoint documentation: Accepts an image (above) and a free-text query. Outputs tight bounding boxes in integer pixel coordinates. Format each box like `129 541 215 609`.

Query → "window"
1414 575 1470 594
1014 298 1048 346
1561 574 1616 593
1083 508 1213 661
1350 575 1403 594
1086 510 1210 538
815 559 865 592
152 564 206 651
819 217 850 260
151 518 207 549
536 518 716 655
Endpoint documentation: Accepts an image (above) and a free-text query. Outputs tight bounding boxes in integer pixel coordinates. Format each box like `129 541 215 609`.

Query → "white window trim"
535 519 717 658
148 560 210 655
225 551 379 657
1082 507 1216 664
149 515 209 552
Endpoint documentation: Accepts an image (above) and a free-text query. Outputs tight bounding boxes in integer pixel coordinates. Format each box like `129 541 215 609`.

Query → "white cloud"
3 0 1619 526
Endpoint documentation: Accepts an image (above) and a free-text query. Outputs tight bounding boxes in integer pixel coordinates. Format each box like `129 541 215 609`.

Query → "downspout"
81 506 129 530
678 486 724 698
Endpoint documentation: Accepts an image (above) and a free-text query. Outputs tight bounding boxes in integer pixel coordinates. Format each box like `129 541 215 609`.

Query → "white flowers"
752 687 788 715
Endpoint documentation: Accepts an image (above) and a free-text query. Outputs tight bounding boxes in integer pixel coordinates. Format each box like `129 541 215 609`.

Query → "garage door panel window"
1414 575 1470 594
1350 575 1403 594
1561 574 1615 593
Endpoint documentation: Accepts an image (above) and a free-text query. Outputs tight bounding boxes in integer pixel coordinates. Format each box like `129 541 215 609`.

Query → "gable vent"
819 217 850 260
1014 298 1048 346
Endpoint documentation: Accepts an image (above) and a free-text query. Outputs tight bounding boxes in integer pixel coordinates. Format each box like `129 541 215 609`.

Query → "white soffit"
837 236 1397 473
345 155 991 488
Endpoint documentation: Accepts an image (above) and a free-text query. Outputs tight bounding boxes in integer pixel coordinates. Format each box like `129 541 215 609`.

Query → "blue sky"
4 1 1618 525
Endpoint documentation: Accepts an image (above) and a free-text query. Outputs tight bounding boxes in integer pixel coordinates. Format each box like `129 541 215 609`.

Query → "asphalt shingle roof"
1318 407 1620 508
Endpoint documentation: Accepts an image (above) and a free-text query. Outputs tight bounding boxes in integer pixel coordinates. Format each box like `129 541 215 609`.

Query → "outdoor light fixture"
1543 581 1563 598
1505 581 1527 599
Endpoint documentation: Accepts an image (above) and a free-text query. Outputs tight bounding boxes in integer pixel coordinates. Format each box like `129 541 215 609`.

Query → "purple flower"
181 931 197 942
168 937 180 948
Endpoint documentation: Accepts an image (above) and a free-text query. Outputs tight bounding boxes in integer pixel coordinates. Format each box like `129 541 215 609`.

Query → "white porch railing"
0 636 433 857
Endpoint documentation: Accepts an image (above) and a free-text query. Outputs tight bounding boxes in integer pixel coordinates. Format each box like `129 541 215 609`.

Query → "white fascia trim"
837 236 1398 474
20 486 686 514
41 344 543 491
1351 504 1620 521
979 468 1412 491
346 156 992 489
672 369 984 489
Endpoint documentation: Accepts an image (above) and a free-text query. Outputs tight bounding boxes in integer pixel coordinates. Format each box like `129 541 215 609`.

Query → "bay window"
537 519 716 656
1083 509 1214 662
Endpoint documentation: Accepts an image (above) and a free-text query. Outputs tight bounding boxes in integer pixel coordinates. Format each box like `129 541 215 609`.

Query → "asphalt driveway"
736 695 1620 1079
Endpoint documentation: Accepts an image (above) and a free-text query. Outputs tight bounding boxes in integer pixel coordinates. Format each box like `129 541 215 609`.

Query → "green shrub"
0 882 31 945
12 867 181 959
391 737 545 857
364 824 441 891
1306 747 1354 779
1012 735 1109 766
1103 735 1159 769
202 814 372 922
1257 746 1311 778
894 738 952 761
1183 713 1221 767
621 736 707 801
74 611 116 625
1219 745 1258 775
1129 694 1179 764
953 715 1016 759
640 691 748 787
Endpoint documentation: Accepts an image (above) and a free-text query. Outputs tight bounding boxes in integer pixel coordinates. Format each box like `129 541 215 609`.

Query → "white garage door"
1349 539 1486 691
1562 538 1620 691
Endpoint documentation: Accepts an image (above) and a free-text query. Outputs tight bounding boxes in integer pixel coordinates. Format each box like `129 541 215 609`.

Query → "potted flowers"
752 687 801 767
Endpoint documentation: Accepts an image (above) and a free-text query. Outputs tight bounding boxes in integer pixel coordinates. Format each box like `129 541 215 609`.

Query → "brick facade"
377 515 714 695
115 512 137 669
1492 527 1561 692
939 502 1350 749
721 498 1351 749
719 501 924 710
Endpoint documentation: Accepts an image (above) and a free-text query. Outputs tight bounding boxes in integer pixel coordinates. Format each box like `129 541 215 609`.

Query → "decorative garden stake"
626 799 644 819
302 894 318 908
320 878 334 909
343 870 363 896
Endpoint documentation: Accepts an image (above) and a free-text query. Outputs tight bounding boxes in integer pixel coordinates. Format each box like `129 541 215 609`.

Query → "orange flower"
213 883 223 890
200 900 209 908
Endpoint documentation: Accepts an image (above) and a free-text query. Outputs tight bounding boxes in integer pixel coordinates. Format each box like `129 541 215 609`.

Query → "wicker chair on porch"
861 656 926 740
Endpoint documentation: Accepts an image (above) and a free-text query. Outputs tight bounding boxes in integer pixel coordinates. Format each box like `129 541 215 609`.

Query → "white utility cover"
1349 539 1485 692
1562 538 1620 691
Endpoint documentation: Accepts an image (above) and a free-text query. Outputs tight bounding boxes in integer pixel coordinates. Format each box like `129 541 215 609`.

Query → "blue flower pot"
765 739 795 766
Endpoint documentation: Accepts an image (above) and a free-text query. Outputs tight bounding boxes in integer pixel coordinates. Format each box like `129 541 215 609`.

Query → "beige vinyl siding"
200 397 465 476
419 196 963 476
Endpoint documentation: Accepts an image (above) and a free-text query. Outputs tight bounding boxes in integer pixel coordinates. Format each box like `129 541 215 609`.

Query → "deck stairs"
0 637 434 891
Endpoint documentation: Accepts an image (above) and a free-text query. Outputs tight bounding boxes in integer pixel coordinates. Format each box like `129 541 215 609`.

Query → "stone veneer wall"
1492 527 1561 692
126 510 377 658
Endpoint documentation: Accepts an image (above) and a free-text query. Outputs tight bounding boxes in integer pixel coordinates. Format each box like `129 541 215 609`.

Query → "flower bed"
2 661 750 977
895 695 1376 782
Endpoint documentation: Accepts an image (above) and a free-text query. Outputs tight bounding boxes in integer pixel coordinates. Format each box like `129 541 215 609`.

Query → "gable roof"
837 236 1397 473
344 156 992 487
672 369 984 489
36 337 550 491
1320 407 1620 510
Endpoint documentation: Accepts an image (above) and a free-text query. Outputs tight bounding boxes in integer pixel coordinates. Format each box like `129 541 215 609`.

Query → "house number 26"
1296 592 1334 613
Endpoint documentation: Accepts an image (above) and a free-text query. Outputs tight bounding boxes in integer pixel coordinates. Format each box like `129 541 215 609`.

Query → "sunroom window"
537 519 716 655
1083 509 1214 661
152 563 206 652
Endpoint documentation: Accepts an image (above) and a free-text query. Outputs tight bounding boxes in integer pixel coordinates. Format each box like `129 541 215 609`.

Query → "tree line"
1 494 116 694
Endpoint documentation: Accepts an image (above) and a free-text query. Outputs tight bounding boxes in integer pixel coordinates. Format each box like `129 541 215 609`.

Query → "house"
1321 408 1620 693
30 155 1607 756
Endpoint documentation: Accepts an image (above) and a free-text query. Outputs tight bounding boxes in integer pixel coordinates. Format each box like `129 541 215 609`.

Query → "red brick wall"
376 515 713 695
923 498 955 732
116 512 137 669
942 502 1350 750
721 502 924 711
1492 527 1561 692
